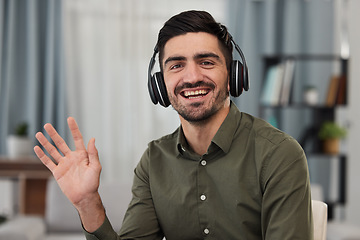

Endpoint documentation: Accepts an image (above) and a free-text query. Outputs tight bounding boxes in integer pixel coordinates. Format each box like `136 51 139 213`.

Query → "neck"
180 101 231 156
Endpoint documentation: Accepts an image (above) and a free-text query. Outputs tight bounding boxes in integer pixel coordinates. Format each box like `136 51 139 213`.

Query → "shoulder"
239 113 308 186
148 127 180 151
135 128 180 179
229 103 297 149
240 113 305 164
243 113 301 146
139 127 180 164
242 113 288 143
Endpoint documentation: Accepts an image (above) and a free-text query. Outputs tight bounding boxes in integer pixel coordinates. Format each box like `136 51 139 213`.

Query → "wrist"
75 192 106 232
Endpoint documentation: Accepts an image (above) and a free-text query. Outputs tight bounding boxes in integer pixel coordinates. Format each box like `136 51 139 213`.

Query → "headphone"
148 32 249 108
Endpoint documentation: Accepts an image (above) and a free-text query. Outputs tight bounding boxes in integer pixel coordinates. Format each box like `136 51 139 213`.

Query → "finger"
44 123 72 155
34 145 57 173
68 117 86 150
87 138 100 166
35 132 64 163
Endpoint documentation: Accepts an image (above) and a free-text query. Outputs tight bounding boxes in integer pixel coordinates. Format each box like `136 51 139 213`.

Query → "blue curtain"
0 0 67 155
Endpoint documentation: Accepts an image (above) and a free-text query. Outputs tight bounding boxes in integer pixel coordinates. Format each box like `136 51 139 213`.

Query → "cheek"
216 71 230 91
163 76 175 94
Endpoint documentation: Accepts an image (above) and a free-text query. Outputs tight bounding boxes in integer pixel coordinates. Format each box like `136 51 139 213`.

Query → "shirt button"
200 194 206 201
201 160 207 166
204 228 210 235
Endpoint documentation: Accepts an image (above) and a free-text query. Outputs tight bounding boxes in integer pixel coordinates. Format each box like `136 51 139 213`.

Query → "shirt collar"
211 101 241 154
176 101 242 157
177 125 188 155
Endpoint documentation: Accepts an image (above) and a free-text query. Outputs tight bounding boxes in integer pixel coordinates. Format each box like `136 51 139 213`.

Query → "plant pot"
322 138 339 154
7 135 34 158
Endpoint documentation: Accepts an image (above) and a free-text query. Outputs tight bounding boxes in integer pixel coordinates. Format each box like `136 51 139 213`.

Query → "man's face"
162 32 230 123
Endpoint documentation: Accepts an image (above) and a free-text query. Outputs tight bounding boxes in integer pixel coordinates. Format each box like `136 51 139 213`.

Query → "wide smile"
181 88 210 100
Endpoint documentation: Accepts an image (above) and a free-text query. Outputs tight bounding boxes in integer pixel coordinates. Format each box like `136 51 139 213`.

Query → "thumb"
87 138 99 165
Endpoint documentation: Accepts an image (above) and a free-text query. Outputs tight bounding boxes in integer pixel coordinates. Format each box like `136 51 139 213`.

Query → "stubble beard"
169 82 229 124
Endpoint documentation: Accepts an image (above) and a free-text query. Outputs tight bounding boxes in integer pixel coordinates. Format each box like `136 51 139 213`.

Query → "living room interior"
1 0 360 239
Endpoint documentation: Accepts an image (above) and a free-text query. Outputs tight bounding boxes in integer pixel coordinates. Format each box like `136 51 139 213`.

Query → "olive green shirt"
85 102 313 240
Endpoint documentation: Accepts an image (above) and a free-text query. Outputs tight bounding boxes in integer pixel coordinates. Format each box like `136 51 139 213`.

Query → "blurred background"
0 0 359 239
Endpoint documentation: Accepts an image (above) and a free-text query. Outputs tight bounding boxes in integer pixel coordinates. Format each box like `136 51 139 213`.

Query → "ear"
227 75 231 92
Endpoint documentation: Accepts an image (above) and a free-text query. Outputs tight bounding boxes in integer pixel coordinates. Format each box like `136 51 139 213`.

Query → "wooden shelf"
0 156 52 216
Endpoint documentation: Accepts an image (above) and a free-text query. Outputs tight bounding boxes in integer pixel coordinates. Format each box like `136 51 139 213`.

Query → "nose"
183 62 203 83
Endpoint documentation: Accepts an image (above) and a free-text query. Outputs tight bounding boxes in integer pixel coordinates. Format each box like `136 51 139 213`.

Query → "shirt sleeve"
118 148 164 239
260 137 314 240
83 216 120 240
83 148 164 240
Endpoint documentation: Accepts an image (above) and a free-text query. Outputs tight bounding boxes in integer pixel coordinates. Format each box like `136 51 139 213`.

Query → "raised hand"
34 117 105 231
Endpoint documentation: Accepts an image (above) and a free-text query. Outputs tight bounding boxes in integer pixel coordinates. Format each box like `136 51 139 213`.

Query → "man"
34 10 313 240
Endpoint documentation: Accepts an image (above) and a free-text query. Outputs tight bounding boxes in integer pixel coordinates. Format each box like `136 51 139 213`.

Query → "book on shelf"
261 59 295 106
326 74 347 106
279 59 295 105
326 75 340 106
336 75 347 105
261 63 283 106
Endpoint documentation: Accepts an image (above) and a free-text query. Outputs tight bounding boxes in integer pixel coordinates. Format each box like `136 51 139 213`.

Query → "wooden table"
0 156 52 216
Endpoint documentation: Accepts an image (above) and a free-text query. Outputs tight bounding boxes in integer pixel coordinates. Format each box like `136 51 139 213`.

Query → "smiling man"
163 31 231 155
163 33 229 122
35 10 313 240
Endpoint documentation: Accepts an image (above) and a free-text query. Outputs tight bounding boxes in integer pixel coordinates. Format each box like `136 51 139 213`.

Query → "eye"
170 63 183 70
200 61 214 67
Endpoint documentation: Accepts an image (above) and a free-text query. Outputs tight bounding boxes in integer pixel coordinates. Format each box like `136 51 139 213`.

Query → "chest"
149 153 263 239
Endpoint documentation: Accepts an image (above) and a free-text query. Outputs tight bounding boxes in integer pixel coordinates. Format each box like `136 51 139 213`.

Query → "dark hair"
156 10 233 71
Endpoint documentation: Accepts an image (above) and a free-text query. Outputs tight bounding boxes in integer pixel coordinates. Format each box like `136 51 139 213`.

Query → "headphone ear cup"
229 60 244 97
148 74 158 105
243 63 249 91
152 72 171 107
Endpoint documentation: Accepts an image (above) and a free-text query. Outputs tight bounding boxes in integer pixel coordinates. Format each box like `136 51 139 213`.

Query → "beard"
169 81 229 123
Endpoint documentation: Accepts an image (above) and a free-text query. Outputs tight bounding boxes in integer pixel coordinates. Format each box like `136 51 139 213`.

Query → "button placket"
199 159 207 202
197 156 210 237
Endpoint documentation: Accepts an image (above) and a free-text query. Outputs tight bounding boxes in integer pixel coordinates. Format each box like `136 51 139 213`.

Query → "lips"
176 82 214 99
183 89 209 99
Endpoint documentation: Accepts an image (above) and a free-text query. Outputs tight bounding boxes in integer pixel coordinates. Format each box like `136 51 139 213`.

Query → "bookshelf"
259 54 349 219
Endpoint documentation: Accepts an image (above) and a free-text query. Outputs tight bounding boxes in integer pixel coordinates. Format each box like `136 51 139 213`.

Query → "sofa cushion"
45 233 86 240
45 178 132 233
0 216 45 240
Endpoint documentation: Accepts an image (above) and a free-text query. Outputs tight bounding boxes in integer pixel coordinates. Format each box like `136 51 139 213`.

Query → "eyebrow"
164 56 186 67
164 52 222 67
194 52 221 62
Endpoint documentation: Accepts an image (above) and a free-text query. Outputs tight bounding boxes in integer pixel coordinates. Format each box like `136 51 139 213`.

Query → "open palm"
34 117 102 207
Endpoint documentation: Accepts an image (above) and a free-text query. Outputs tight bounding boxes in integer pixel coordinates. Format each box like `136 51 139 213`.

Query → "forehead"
162 32 225 62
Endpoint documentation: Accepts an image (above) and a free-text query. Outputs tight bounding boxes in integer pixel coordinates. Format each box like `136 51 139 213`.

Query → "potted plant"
7 122 33 158
318 121 347 154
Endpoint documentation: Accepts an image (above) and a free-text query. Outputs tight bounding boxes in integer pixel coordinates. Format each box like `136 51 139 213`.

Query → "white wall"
345 0 360 225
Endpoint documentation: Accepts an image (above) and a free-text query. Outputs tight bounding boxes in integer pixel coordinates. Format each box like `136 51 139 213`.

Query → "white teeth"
184 90 207 97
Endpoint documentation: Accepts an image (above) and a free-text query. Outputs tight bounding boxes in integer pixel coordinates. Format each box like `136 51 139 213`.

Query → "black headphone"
148 33 249 108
